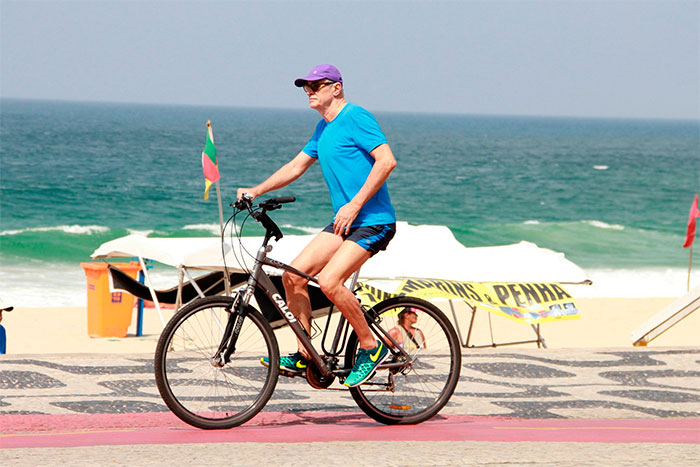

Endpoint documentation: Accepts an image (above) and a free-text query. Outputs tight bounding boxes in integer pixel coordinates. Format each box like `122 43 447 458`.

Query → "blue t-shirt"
302 103 396 227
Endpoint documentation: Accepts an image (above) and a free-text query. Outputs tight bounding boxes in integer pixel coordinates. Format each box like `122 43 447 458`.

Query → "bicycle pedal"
279 368 306 379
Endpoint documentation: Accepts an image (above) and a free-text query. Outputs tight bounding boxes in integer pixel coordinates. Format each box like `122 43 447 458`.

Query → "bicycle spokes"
154 296 279 429
345 296 461 425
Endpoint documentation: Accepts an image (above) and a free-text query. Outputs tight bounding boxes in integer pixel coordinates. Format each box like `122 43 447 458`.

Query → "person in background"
0 299 14 354
389 307 426 350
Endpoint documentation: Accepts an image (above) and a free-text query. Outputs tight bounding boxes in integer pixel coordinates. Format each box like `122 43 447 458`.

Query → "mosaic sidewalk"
1 347 698 419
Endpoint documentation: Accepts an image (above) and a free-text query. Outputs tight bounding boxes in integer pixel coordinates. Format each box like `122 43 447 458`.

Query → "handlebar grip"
232 196 253 210
269 196 296 204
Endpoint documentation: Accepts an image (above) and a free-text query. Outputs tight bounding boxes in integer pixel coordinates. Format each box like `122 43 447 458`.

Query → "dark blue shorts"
322 223 396 256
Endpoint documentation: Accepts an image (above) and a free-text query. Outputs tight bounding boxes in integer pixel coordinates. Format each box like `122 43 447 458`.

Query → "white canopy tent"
92 221 590 347
92 222 588 282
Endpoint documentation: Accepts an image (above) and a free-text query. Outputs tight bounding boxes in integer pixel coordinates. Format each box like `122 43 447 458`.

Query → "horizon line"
2 96 698 123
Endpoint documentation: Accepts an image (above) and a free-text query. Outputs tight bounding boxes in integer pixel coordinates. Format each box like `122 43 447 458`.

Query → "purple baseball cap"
294 64 343 87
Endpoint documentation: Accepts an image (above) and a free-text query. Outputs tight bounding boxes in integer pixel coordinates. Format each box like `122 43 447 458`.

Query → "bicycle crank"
306 364 335 389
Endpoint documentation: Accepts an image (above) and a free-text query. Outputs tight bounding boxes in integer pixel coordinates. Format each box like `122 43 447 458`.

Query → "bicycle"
154 196 461 429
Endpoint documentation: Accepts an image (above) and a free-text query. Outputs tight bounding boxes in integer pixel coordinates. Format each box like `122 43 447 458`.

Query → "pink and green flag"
201 120 220 200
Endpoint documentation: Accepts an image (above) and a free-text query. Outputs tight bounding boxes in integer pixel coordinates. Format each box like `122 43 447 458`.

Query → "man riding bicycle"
237 64 397 387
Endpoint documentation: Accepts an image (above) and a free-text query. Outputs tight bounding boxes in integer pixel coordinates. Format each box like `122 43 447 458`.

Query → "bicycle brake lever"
232 194 254 211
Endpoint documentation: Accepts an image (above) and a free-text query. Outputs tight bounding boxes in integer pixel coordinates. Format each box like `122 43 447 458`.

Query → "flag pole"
206 121 226 236
215 179 230 295
207 121 230 295
688 245 693 293
215 180 225 237
682 194 700 293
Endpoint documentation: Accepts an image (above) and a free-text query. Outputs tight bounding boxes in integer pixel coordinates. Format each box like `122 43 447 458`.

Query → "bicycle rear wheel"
154 295 279 429
345 296 461 425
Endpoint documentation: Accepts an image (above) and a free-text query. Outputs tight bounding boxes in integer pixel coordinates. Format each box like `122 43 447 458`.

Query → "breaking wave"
0 225 110 236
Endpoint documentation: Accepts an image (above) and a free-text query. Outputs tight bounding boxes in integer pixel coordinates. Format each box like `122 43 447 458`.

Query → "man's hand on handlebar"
236 188 258 201
230 195 296 241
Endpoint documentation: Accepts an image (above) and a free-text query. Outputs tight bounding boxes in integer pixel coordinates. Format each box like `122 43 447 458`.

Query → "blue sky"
2 0 698 119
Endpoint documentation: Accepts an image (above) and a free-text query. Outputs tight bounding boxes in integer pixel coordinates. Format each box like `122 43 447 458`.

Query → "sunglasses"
303 80 335 93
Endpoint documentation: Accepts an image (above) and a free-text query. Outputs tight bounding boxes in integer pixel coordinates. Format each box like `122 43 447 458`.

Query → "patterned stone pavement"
1 347 699 419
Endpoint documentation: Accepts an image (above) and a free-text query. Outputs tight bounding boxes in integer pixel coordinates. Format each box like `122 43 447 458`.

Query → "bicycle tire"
345 296 461 425
154 295 279 429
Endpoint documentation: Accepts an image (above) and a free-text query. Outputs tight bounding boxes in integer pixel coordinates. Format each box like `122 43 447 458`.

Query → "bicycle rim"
154 295 279 429
346 296 461 425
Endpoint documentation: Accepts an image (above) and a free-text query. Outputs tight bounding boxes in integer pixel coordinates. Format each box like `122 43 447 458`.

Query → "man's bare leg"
317 241 376 350
282 232 343 358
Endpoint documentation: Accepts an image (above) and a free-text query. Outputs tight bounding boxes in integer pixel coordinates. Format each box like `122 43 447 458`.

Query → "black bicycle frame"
233 236 335 375
223 233 408 379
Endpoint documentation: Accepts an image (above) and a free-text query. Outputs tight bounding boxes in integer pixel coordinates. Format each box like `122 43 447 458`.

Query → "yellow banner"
357 278 580 324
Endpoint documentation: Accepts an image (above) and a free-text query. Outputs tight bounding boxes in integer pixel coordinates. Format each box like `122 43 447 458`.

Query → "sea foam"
0 225 110 236
182 223 222 235
0 263 179 307
127 228 154 236
583 220 625 231
181 223 322 236
280 224 323 234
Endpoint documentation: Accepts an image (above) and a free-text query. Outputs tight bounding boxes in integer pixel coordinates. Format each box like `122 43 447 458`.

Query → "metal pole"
136 269 145 337
688 245 693 293
209 120 230 297
530 324 547 349
215 179 230 297
175 266 184 312
138 256 165 327
215 180 225 235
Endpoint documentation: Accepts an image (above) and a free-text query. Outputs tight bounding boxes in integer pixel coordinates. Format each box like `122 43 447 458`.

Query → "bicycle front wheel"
345 296 461 425
154 295 279 429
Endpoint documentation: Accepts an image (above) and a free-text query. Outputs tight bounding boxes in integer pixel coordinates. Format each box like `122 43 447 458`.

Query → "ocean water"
1 99 698 306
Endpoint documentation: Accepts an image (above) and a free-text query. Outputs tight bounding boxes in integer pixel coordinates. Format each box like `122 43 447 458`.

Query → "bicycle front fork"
213 294 245 367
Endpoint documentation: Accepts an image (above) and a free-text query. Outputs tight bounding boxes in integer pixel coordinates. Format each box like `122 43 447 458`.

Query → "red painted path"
1 412 698 448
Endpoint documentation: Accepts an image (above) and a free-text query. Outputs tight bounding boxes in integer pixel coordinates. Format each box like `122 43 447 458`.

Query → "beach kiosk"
91 222 591 347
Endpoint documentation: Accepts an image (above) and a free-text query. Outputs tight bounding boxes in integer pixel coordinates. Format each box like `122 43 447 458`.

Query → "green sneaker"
260 352 309 374
344 340 389 387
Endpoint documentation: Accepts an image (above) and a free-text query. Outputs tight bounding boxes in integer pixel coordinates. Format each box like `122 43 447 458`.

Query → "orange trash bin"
80 262 141 338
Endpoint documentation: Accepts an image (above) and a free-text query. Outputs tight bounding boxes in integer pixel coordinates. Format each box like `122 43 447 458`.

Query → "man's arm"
333 143 397 234
237 151 316 200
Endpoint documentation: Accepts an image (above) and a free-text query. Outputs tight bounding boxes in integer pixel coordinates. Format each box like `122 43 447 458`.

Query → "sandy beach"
3 296 697 355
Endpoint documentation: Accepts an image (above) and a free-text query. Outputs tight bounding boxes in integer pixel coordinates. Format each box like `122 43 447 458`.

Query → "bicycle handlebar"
232 195 296 211
230 195 297 242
